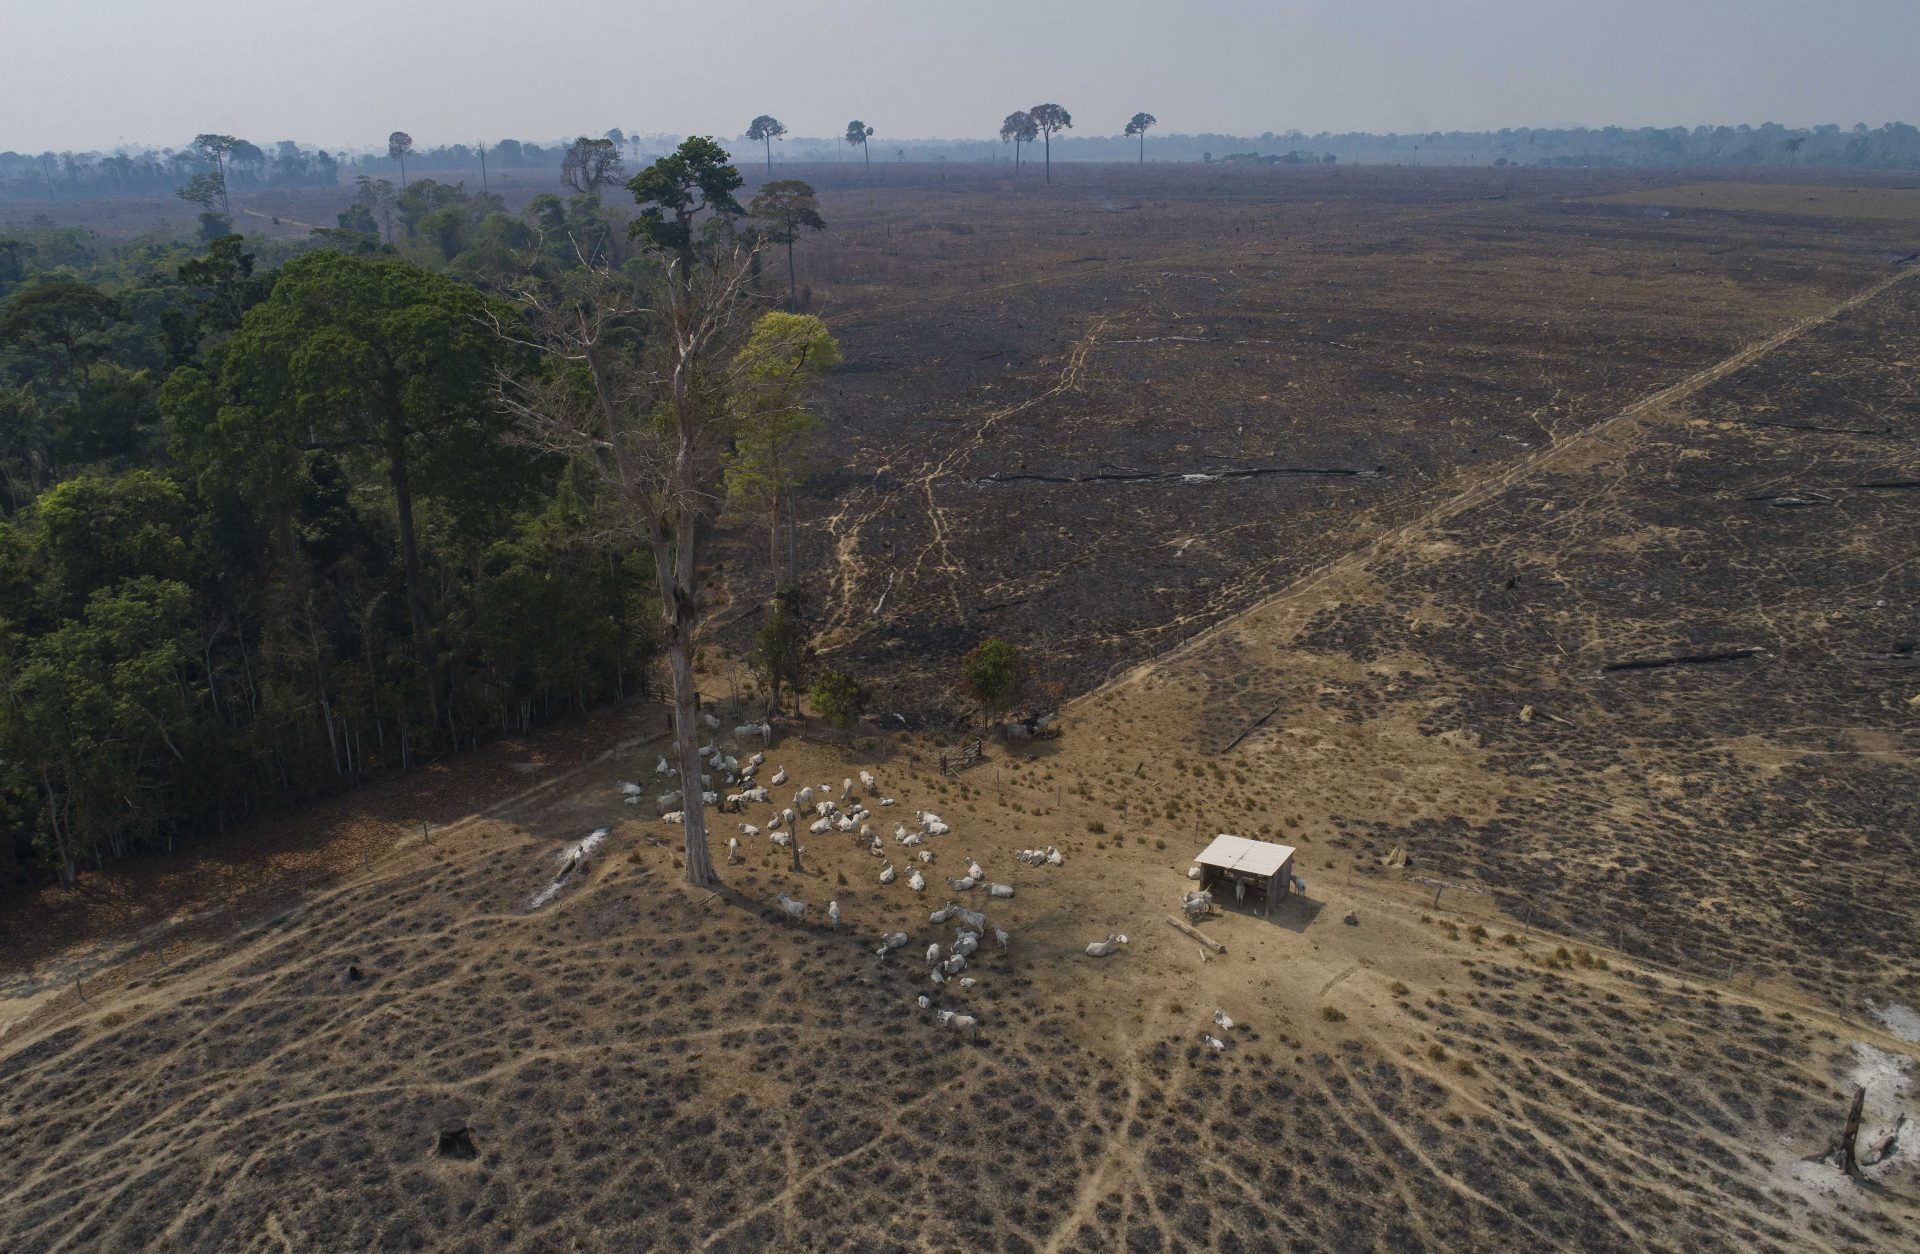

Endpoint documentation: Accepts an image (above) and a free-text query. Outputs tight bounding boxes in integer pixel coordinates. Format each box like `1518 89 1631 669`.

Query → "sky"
3 0 1916 152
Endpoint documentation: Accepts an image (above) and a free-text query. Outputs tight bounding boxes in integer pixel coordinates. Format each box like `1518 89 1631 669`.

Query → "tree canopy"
626 137 745 261
1126 112 1158 164
1027 104 1073 182
845 120 875 166
745 115 788 173
962 636 1028 723
561 136 625 197
747 180 826 311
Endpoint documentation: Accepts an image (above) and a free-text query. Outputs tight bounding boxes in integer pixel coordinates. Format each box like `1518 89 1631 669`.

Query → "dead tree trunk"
1841 1084 1866 1177
658 530 715 888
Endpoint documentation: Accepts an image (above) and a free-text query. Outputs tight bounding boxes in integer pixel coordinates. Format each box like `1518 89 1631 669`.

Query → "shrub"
810 668 866 731
1320 1006 1347 1023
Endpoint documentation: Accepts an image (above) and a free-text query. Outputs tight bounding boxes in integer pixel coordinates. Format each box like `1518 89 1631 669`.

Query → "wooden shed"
1194 834 1297 917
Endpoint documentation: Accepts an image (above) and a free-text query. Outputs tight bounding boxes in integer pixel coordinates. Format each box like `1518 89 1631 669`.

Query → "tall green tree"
1125 112 1158 165
501 144 772 887
625 136 744 265
1027 104 1073 183
746 180 826 312
745 116 787 175
726 310 839 586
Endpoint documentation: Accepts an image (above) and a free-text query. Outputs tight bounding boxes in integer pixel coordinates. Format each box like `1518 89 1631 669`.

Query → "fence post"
1432 884 1444 909
423 821 430 845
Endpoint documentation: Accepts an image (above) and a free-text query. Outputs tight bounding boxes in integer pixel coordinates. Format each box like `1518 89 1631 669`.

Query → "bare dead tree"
493 236 767 887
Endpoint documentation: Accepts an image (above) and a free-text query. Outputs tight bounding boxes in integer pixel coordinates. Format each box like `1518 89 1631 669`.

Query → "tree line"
17 117 1920 206
0 137 852 891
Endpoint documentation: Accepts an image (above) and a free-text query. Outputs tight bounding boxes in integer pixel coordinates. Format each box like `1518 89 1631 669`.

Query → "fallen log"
1602 648 1761 674
1737 420 1895 437
1167 915 1227 954
1219 702 1283 754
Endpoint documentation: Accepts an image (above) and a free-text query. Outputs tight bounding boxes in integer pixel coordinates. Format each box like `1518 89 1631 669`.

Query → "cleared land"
2 168 1917 1251
725 165 1920 712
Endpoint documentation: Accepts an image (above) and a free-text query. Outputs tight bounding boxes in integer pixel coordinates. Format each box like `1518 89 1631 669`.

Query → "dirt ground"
3 167 1918 1251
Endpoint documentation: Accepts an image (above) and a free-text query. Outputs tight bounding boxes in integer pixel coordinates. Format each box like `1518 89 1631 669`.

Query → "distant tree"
227 140 267 185
811 668 864 733
625 136 745 264
962 636 1028 727
1000 111 1037 177
604 127 626 149
189 134 239 215
747 180 826 311
1125 112 1158 165
561 136 625 196
745 115 788 175
1026 104 1072 183
845 120 875 168
387 130 414 188
750 585 810 717
173 171 229 233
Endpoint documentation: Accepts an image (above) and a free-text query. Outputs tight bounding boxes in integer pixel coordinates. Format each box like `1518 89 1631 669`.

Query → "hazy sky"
3 0 1916 152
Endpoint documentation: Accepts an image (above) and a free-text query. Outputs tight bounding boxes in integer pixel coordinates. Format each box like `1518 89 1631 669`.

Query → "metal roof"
1195 834 1297 879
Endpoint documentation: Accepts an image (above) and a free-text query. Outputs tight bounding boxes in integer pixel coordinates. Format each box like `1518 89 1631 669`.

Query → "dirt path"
236 206 325 232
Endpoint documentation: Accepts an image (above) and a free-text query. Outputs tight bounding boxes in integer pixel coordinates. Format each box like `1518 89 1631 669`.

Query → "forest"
0 138 840 889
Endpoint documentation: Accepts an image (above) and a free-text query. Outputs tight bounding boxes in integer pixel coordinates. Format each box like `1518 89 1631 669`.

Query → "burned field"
1276 269 1920 1008
731 165 1920 713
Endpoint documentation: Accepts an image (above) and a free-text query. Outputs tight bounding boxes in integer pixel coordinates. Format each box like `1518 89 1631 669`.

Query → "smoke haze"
2 0 1915 151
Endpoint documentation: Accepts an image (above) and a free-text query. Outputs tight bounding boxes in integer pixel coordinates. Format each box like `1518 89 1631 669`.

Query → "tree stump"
436 1123 478 1160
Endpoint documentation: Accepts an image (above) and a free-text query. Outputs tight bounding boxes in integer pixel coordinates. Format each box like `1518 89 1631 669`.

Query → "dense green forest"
0 142 828 889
